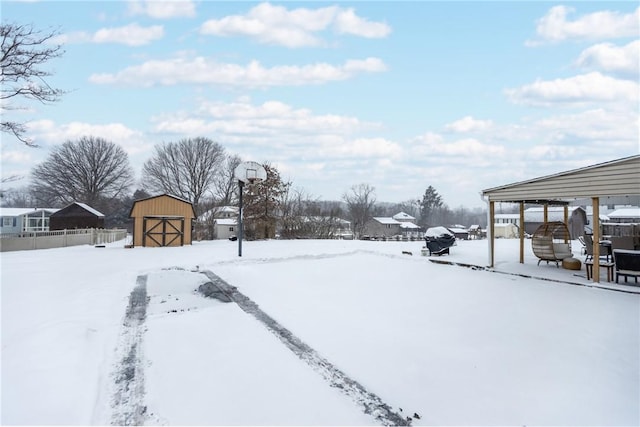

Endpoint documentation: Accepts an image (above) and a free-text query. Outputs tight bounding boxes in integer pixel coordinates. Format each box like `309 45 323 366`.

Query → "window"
229 227 234 232
2 217 12 227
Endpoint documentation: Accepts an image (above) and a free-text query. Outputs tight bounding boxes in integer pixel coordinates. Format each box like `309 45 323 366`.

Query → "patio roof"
480 155 640 283
481 155 640 203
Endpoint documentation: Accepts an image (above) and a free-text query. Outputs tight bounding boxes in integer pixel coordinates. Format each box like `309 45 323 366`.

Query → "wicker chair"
531 222 573 267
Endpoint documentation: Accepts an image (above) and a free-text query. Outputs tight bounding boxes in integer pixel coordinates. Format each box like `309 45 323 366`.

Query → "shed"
49 202 105 230
129 194 196 247
493 223 518 239
481 154 640 283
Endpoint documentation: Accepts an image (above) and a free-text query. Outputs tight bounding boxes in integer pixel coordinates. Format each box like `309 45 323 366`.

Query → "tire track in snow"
110 275 149 426
201 270 410 426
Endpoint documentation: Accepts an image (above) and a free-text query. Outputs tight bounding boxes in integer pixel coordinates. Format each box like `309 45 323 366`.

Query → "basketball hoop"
234 161 267 184
234 161 267 257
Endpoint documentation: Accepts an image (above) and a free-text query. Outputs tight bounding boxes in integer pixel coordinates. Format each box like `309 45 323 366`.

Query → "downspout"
480 192 494 267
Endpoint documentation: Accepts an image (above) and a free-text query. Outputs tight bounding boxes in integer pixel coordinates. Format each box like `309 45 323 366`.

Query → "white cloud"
127 0 196 19
55 23 163 46
89 57 387 87
1 150 32 164
445 116 494 133
533 108 639 146
333 8 391 38
27 120 150 155
330 137 402 159
411 134 506 159
505 72 639 106
575 40 640 78
199 2 390 47
529 5 639 44
152 98 381 138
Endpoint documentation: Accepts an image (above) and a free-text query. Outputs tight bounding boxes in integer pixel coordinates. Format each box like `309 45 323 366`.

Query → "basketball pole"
238 179 244 257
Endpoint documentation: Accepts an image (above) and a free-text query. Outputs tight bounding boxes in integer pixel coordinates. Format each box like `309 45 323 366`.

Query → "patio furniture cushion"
562 257 581 270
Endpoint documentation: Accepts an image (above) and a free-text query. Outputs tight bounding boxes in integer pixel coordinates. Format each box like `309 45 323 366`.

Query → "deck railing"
0 228 128 252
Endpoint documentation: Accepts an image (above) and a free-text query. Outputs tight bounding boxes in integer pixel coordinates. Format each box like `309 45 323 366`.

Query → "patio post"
592 198 600 282
519 202 525 264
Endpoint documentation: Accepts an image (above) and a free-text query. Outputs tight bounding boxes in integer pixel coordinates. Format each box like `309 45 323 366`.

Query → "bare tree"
142 137 226 215
31 136 134 210
212 154 242 206
342 183 376 238
1 23 65 146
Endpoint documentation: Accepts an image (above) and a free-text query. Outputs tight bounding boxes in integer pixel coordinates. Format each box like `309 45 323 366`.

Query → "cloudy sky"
1 1 638 208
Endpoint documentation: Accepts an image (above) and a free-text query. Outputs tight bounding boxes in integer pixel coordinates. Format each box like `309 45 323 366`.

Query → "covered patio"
481 155 640 283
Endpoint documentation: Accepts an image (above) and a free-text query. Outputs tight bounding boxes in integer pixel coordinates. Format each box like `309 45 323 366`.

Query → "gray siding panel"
483 156 640 201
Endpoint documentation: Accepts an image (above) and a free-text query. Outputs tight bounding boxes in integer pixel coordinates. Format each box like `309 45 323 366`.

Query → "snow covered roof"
448 227 468 233
0 207 59 217
215 219 237 226
73 203 105 217
607 208 640 219
373 217 401 225
393 212 415 221
399 222 420 229
200 206 239 221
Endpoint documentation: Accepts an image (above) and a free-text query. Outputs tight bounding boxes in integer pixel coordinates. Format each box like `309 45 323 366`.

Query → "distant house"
606 208 640 223
0 208 59 234
494 223 518 239
363 217 401 238
214 218 238 240
196 206 239 240
363 212 422 238
495 213 520 226
447 226 470 240
49 202 105 230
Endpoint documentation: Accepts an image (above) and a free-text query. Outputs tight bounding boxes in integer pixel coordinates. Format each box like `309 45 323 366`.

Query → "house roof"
399 222 420 229
482 155 640 203
393 212 415 221
75 202 105 217
373 217 401 225
608 208 640 219
215 218 237 226
54 202 105 217
0 207 59 217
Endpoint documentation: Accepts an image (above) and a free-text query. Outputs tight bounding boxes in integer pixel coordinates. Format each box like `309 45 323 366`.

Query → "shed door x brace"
143 216 184 247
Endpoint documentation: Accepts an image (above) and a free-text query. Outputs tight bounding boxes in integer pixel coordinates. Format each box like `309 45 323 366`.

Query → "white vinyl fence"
0 228 128 252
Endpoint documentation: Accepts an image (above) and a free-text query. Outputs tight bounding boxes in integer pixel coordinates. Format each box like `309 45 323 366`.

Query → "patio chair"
610 236 635 251
583 234 611 263
531 222 573 267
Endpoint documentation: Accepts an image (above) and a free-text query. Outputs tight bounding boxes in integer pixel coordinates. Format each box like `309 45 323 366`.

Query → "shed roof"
482 155 640 203
129 194 196 218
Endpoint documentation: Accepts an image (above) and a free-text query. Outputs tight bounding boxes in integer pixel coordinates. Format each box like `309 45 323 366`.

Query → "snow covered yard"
1 238 638 425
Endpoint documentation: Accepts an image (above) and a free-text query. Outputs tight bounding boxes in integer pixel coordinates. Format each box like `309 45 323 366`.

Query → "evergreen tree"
419 185 443 227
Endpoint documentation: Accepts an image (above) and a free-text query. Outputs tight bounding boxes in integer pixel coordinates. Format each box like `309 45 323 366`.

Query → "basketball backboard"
234 161 267 184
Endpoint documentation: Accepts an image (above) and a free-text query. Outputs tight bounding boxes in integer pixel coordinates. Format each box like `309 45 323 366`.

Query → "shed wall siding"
130 195 195 246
